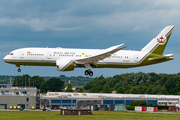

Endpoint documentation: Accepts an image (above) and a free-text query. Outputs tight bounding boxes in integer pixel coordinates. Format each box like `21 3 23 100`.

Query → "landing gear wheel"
85 70 89 75
89 71 93 76
17 68 21 72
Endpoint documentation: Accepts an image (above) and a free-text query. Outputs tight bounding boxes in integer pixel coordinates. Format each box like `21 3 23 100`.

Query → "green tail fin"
142 26 175 55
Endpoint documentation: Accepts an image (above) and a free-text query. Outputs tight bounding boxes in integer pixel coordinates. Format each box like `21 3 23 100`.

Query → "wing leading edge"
75 44 127 65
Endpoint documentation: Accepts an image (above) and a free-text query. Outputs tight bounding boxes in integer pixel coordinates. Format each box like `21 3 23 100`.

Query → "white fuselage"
3 47 147 67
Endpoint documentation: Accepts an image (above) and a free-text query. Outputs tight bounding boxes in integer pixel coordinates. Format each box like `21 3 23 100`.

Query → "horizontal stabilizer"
148 54 174 61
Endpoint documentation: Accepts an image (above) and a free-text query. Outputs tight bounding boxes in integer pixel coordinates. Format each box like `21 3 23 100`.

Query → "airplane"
3 25 175 76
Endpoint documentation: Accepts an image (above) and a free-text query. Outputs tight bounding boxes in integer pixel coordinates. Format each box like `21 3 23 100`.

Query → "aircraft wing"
148 54 174 61
75 44 127 65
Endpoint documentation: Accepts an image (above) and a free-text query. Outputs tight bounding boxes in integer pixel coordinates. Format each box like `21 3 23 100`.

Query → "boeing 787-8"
3 26 175 76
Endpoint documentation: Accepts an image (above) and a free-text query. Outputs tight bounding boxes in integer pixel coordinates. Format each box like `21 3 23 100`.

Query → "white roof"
41 92 180 99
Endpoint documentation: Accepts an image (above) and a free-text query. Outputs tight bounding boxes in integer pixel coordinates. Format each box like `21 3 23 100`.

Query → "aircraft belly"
96 62 137 68
76 58 169 69
4 59 56 66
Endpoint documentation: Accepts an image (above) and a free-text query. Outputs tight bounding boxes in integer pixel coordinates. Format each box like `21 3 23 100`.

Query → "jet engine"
56 59 75 71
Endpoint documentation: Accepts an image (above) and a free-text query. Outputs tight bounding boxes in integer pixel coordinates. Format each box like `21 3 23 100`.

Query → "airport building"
0 87 179 110
0 84 12 88
0 87 40 109
41 92 180 108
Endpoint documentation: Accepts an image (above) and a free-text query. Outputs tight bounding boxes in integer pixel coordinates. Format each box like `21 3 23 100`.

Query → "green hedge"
130 100 147 106
126 106 135 110
153 105 170 110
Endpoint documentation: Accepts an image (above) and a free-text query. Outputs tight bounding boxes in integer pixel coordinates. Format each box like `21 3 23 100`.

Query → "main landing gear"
84 63 93 76
85 70 93 76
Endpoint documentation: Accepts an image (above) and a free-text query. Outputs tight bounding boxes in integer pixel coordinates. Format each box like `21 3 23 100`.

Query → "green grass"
0 111 180 120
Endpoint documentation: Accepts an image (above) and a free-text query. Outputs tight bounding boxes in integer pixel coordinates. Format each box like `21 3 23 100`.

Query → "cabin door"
47 52 52 59
19 51 24 58
134 55 139 62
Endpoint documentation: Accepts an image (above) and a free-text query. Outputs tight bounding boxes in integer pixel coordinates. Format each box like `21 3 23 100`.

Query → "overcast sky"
0 0 180 77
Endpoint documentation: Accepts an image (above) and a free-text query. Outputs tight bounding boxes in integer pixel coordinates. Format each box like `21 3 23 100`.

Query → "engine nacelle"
56 59 75 71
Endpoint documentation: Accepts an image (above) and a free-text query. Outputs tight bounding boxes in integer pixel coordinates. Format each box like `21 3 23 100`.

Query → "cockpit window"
8 53 13 55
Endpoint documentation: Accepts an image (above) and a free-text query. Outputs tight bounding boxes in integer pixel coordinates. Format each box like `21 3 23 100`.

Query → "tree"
138 101 147 106
97 85 103 92
40 82 47 93
114 81 123 90
12 74 45 89
89 84 98 93
149 72 160 83
130 101 138 106
103 85 111 93
75 87 79 90
111 88 115 91
152 86 161 94
176 91 180 95
99 75 105 80
116 87 125 94
13 74 31 87
65 83 73 92
130 87 139 94
136 86 144 94
40 77 64 93
129 72 151 86
84 80 94 90
130 100 146 106
30 76 45 89
78 87 84 93
142 86 148 93
159 86 168 95
82 72 180 95
107 75 123 88
165 77 177 94
122 81 130 91
145 87 152 94
149 102 153 106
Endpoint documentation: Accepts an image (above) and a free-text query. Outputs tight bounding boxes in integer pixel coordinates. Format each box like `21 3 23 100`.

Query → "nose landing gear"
16 65 21 72
17 68 21 72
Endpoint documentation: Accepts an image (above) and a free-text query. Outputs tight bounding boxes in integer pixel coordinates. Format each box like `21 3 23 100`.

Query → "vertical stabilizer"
141 26 175 54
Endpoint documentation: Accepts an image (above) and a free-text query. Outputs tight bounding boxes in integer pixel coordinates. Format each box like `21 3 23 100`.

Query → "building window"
169 102 178 105
81 101 83 107
87 100 90 105
19 91 26 94
158 102 167 105
1 91 4 95
5 91 9 94
45 99 47 106
26 98 29 102
94 100 97 105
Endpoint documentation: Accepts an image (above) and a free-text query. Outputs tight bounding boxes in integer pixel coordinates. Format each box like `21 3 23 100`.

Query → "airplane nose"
3 55 8 62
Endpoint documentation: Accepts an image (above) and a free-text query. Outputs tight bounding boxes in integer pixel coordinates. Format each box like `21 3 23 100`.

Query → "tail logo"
157 36 166 45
